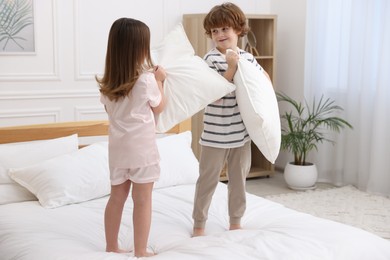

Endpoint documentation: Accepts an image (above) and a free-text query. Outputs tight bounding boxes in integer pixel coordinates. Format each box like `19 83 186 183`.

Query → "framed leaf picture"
0 0 35 53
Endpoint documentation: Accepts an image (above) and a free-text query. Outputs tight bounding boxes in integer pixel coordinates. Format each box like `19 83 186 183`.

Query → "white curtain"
304 0 390 196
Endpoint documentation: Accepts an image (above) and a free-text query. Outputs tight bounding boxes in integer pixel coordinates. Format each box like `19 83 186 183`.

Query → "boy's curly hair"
203 2 249 38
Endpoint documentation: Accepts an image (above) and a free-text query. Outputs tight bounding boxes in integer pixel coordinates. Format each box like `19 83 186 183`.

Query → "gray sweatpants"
192 141 251 229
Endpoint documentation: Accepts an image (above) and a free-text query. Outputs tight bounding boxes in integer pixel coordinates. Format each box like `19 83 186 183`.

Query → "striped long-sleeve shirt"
199 48 263 149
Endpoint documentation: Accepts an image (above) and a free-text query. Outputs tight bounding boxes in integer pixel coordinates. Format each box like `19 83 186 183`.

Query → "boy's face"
210 27 240 54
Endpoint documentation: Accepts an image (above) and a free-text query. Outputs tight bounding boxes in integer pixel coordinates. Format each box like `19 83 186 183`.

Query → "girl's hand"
153 65 166 82
152 65 166 114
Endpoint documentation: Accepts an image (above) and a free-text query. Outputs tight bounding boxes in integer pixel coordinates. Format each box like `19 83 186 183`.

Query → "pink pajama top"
100 71 162 169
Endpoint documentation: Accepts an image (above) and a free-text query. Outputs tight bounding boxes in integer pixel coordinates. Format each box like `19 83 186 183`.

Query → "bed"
1 120 390 260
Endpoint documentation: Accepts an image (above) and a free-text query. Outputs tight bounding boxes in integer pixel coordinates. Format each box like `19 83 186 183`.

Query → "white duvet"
1 183 390 260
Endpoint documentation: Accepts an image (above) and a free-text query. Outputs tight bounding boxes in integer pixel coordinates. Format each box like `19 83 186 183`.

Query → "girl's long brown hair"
96 18 154 101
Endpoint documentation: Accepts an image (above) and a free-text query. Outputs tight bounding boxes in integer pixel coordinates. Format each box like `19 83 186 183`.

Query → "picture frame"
0 0 35 54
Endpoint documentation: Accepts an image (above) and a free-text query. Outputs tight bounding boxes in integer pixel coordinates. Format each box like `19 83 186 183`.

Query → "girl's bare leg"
132 182 155 257
105 181 131 253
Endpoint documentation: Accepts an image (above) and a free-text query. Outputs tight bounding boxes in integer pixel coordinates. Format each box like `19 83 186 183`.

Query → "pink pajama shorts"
109 163 160 185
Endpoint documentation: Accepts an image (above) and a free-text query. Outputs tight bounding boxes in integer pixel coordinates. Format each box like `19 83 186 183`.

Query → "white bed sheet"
1 183 390 260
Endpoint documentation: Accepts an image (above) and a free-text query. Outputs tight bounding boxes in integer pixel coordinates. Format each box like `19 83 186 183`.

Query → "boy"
192 2 269 237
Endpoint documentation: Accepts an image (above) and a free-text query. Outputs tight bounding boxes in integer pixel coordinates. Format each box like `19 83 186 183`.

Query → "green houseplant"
276 92 353 189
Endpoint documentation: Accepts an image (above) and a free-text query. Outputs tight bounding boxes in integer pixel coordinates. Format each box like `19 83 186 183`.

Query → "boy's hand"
153 65 166 82
226 49 239 68
223 49 238 82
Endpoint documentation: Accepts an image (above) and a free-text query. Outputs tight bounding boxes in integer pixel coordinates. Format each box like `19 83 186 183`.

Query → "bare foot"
106 248 131 254
229 224 242 230
135 251 155 257
192 227 205 237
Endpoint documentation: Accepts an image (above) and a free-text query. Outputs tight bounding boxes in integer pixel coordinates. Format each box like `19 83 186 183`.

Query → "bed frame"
0 119 191 144
1 119 390 259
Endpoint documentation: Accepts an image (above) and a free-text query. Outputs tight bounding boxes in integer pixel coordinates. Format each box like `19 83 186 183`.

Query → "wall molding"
74 105 106 121
73 0 97 81
0 74 60 82
0 89 99 100
0 1 60 81
0 108 61 124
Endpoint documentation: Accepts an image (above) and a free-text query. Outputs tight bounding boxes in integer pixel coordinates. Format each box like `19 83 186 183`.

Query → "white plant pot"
284 162 318 190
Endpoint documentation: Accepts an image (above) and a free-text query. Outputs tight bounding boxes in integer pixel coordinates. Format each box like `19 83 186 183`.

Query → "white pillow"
0 183 36 204
0 134 79 205
152 23 236 133
154 131 199 189
234 58 281 163
0 134 79 184
8 142 110 208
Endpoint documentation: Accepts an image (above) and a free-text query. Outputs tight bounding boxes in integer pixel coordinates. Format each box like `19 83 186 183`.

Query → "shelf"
255 56 274 59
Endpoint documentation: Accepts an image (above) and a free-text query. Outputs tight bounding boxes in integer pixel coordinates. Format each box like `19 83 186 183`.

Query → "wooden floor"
244 171 335 197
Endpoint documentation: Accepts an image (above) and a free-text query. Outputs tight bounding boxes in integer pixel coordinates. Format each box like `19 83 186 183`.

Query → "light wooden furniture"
182 14 277 180
0 119 191 144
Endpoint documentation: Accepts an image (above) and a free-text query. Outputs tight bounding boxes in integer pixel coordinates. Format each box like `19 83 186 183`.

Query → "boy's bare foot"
229 224 242 230
192 227 205 237
135 251 155 257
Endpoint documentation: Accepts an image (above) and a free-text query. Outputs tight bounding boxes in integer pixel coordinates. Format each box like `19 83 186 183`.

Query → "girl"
96 17 166 257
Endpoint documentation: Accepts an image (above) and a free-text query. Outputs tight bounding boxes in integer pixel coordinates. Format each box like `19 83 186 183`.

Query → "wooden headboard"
0 119 191 144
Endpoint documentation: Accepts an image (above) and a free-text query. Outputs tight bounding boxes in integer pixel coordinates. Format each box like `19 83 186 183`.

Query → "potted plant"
276 92 353 190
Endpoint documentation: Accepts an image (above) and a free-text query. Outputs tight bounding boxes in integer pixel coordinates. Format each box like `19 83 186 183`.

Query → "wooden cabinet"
182 14 277 180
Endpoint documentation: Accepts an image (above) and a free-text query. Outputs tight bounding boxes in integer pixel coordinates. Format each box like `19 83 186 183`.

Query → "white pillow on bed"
234 58 281 164
152 23 236 133
6 132 198 208
0 183 36 204
0 134 78 184
8 142 110 209
155 131 199 189
0 134 79 204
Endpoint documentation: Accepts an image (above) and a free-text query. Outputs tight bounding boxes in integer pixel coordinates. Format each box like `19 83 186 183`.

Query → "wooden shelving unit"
182 14 277 180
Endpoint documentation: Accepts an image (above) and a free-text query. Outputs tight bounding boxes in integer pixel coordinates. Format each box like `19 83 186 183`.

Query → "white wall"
0 0 307 169
0 0 271 127
271 0 307 169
